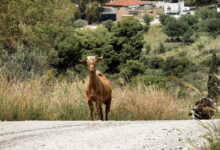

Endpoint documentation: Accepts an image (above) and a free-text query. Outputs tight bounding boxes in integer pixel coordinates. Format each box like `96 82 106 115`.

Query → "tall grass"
0 75 186 121
199 120 220 150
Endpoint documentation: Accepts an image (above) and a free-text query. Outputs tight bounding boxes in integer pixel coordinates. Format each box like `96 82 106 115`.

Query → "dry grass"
0 75 186 121
199 120 220 150
111 85 186 120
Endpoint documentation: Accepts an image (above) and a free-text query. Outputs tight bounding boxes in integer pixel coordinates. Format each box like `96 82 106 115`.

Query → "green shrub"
164 17 193 42
205 18 220 38
162 56 193 77
141 55 164 69
119 60 145 80
208 53 220 102
143 14 153 25
102 20 114 32
73 19 88 28
143 43 151 54
159 14 171 25
85 2 100 24
0 46 48 80
131 75 167 87
156 42 166 53
180 14 198 30
195 8 218 20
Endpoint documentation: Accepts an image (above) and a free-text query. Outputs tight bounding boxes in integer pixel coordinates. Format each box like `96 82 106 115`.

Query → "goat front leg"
105 98 111 121
88 99 94 120
96 100 103 120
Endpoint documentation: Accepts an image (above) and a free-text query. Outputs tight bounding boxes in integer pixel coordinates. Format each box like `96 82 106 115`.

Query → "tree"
85 2 100 24
205 18 220 38
102 20 114 32
164 17 193 42
208 53 220 103
0 0 78 51
119 60 145 81
162 56 193 77
143 14 153 25
159 14 171 25
180 14 198 30
109 17 145 73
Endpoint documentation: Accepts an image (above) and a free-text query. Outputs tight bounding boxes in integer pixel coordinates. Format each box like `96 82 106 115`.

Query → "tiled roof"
105 0 152 7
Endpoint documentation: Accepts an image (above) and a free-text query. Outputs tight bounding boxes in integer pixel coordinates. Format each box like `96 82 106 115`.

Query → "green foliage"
143 14 153 25
162 56 193 77
195 8 218 20
208 53 220 101
73 19 88 28
131 75 167 87
156 42 166 53
205 18 220 38
159 14 171 25
143 43 151 54
141 55 164 69
109 17 145 73
119 60 145 80
180 14 198 30
0 0 78 51
0 46 48 79
85 2 100 24
164 17 193 42
102 20 114 32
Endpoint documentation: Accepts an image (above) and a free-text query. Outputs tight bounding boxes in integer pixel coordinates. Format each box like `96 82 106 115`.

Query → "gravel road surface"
0 120 218 150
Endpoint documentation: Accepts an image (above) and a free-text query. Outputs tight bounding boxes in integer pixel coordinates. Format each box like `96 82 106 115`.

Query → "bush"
141 55 164 69
119 60 145 80
164 17 193 42
205 18 220 38
195 8 218 20
102 20 114 32
0 46 48 80
208 53 220 102
131 75 167 87
180 14 198 30
156 42 166 53
73 19 88 28
110 17 145 73
143 43 151 54
162 56 193 77
85 2 100 24
143 14 153 25
159 14 171 25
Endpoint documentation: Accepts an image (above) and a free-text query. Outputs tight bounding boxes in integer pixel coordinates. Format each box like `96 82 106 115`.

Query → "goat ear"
79 58 87 65
96 56 103 62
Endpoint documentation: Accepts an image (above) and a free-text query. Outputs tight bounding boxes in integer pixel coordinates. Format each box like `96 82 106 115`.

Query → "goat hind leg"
88 100 94 120
105 99 111 121
96 102 103 120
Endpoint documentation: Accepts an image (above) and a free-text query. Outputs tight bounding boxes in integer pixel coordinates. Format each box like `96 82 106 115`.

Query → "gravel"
0 120 218 150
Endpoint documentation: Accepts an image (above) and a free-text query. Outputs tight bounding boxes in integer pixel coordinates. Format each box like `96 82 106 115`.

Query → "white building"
155 0 190 15
217 1 220 12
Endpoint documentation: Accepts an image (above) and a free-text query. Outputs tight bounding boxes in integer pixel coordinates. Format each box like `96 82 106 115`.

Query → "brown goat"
80 56 112 120
189 97 215 119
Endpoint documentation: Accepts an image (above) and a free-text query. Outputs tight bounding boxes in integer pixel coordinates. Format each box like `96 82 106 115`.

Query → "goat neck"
88 70 98 89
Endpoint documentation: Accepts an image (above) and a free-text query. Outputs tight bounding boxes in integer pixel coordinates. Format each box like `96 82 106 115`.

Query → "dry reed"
0 75 186 120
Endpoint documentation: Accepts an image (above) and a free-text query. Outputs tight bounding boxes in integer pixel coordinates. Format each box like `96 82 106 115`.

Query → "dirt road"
0 120 218 150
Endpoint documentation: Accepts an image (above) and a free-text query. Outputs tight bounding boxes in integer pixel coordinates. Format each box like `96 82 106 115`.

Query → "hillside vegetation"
0 0 219 120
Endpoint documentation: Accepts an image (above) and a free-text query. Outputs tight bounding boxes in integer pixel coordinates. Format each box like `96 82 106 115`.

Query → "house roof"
104 0 152 7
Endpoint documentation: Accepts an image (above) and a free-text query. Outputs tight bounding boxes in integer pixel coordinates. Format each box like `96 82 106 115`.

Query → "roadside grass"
199 120 220 150
0 75 186 121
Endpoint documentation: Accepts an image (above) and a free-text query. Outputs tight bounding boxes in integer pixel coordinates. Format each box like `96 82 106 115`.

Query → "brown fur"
81 56 112 120
190 97 215 119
